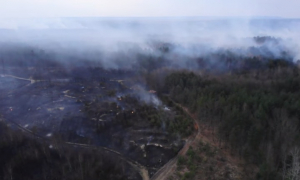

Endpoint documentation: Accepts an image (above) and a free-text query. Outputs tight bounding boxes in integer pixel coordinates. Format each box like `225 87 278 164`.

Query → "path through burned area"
0 66 193 178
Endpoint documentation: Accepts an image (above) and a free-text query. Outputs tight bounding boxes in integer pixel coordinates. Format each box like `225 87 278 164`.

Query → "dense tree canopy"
156 66 300 179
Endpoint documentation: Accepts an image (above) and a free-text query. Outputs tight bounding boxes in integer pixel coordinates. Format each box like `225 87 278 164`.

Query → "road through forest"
150 100 201 180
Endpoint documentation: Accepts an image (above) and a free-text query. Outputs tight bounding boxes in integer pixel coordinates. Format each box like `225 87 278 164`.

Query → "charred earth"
0 64 193 179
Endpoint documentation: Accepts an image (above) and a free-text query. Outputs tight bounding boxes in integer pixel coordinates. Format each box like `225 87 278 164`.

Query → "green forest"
148 62 300 180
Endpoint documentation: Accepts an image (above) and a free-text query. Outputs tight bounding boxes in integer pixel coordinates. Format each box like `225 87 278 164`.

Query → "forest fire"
0 14 299 180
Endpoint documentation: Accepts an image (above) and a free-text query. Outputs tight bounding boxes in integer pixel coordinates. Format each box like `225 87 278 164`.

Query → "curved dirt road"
151 100 200 180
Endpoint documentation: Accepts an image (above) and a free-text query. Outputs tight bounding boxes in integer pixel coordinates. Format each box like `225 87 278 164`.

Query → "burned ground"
0 66 192 178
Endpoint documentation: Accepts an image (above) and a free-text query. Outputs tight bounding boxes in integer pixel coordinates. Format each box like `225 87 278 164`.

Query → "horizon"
0 16 297 20
2 0 300 19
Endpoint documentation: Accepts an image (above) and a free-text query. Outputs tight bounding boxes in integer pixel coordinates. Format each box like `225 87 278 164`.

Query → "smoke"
133 85 162 106
0 17 300 70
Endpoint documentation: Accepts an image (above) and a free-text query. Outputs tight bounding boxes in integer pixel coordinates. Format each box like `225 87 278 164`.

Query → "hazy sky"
1 0 300 18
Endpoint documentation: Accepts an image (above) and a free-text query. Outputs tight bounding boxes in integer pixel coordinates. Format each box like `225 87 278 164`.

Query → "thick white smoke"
0 17 300 65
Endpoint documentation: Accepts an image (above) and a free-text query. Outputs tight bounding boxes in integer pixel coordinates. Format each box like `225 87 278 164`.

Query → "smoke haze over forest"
0 17 300 71
1 3 300 179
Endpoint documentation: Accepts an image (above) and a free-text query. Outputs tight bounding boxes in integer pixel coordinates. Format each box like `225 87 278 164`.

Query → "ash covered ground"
0 65 188 177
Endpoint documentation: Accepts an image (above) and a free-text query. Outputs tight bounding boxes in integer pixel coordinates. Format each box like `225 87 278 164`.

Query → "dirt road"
1 74 46 83
1 74 32 81
150 100 200 180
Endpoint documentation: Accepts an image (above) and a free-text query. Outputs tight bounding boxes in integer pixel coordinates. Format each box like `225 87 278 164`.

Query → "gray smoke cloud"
0 17 300 69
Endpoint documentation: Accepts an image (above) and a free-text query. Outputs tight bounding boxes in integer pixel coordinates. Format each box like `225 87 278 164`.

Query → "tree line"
149 65 300 179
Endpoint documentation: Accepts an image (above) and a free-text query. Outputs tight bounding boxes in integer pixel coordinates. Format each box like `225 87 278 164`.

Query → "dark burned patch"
0 66 190 177
0 122 141 180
